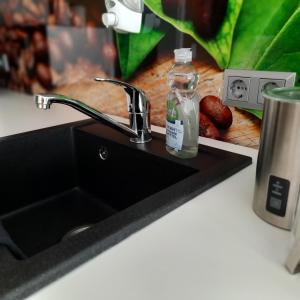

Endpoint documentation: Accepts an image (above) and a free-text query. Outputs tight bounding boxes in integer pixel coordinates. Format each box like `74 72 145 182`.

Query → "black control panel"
266 175 290 217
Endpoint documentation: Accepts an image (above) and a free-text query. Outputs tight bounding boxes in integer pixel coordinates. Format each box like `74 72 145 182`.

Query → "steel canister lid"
263 87 300 103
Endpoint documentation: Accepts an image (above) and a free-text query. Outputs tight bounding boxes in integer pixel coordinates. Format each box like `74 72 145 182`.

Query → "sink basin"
0 120 251 300
0 120 196 258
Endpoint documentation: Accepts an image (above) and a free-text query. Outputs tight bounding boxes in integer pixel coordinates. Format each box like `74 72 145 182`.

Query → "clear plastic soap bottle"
166 48 199 158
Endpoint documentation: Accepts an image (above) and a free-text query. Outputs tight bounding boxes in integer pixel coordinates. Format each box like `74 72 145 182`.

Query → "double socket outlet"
223 69 296 110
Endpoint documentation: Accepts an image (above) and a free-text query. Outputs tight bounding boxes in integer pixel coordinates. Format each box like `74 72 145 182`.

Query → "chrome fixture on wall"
35 78 152 144
102 0 144 33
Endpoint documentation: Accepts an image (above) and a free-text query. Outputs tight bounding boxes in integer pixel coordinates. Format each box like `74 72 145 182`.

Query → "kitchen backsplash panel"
1 0 299 149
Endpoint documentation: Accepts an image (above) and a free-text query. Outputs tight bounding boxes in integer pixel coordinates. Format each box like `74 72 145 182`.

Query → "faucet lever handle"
94 77 144 94
94 77 148 113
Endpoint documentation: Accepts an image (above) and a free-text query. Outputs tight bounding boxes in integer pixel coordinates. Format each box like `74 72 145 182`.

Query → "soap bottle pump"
102 0 143 33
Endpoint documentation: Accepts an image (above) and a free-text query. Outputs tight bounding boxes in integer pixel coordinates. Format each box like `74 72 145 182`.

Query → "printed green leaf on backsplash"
244 109 263 120
255 7 300 73
144 0 244 69
229 0 300 70
116 26 165 79
229 0 300 119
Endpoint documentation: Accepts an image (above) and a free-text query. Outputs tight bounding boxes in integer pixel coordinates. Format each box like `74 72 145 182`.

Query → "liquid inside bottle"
166 48 199 159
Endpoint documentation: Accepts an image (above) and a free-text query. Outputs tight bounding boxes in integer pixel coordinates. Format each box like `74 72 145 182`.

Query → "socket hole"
230 79 248 100
262 82 279 93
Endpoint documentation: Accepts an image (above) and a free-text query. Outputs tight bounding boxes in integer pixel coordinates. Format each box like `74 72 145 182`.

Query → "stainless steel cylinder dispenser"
253 87 300 230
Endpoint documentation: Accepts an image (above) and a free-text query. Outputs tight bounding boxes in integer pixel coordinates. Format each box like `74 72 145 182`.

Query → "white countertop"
1 89 300 300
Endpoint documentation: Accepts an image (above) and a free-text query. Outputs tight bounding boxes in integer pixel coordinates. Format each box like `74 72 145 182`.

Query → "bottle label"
166 120 184 151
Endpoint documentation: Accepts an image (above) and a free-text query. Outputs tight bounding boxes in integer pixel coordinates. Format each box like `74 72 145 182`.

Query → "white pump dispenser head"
102 0 143 33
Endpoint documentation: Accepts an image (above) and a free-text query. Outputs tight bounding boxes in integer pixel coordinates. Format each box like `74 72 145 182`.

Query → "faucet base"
130 134 152 144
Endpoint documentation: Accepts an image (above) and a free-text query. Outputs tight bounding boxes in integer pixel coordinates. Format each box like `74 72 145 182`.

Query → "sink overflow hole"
99 146 109 160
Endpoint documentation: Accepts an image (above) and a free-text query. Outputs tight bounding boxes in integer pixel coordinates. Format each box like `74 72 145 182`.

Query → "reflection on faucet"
35 78 152 144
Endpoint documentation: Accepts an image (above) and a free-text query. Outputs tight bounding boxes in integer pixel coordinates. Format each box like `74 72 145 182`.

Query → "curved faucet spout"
35 78 152 144
35 93 139 138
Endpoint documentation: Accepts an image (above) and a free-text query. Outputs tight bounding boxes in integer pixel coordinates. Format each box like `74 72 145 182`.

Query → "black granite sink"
0 120 251 300
0 120 196 258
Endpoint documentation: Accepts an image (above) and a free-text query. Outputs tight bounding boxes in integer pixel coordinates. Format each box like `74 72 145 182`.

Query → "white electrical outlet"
223 69 296 110
227 76 251 102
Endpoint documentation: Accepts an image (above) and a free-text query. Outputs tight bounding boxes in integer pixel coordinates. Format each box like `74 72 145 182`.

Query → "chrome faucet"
35 78 152 143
